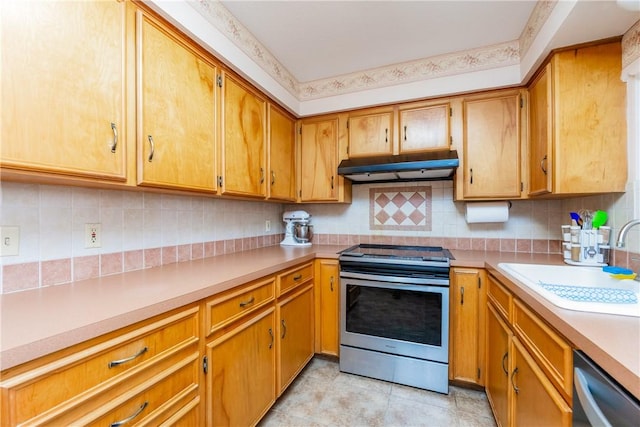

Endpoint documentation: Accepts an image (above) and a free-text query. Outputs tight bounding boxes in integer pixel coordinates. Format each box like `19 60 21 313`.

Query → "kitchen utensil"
592 210 608 229
579 209 593 229
570 212 582 227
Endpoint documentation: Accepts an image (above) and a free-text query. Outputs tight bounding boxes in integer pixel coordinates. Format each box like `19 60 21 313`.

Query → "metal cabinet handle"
281 319 287 338
110 401 148 427
470 168 473 184
268 328 274 349
260 167 265 184
108 346 148 369
404 125 407 141
147 135 155 162
460 286 464 305
271 170 275 186
385 128 388 143
239 296 255 308
510 367 520 394
541 155 548 175
110 122 118 153
330 276 334 292
293 274 302 281
331 176 334 190
501 352 509 375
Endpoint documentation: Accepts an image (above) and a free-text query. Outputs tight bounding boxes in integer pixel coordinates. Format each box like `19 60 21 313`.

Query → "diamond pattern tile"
370 186 432 231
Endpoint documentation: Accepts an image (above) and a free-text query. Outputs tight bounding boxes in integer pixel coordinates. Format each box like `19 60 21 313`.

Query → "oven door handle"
340 271 449 287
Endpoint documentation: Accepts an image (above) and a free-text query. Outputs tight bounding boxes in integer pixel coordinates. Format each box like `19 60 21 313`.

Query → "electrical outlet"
265 220 271 232
85 223 101 248
0 226 20 256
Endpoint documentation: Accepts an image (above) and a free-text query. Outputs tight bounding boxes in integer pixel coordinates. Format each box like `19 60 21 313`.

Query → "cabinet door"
207 309 276 427
1 0 126 180
450 268 485 385
348 110 394 157
528 63 553 196
137 11 217 192
268 105 296 201
299 118 338 201
511 338 572 427
277 284 314 394
462 93 521 199
315 259 340 356
398 103 450 153
221 74 266 198
486 303 512 427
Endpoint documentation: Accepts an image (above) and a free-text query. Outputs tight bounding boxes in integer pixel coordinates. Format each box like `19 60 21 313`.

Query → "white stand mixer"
280 210 312 247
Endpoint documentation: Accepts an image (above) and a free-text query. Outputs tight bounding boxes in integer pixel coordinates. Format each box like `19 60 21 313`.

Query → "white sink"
497 263 640 317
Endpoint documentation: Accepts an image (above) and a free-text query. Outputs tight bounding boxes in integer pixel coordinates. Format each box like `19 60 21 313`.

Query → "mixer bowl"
295 224 313 242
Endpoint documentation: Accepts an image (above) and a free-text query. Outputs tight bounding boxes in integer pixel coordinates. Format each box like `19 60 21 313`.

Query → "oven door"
340 274 449 363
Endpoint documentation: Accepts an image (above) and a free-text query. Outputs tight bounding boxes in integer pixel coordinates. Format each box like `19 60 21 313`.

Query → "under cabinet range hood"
337 150 459 183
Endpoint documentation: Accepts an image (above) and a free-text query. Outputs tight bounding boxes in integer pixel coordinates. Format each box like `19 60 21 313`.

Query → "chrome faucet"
615 219 640 248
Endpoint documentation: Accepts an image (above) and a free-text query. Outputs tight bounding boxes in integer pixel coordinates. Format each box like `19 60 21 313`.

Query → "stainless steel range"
339 244 452 394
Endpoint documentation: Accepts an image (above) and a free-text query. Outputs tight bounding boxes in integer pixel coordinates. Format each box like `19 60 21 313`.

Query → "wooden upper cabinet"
398 102 451 153
137 10 217 193
268 104 296 201
347 109 394 157
528 64 553 196
461 91 522 200
221 73 267 198
1 0 127 181
528 41 627 196
299 117 339 201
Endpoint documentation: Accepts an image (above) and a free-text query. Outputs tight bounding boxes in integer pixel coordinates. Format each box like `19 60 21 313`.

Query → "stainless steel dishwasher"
573 350 640 426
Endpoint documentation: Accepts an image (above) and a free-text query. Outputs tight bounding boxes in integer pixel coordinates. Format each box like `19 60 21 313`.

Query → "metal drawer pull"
147 135 155 162
239 296 255 308
281 319 287 338
260 167 265 184
510 367 519 394
110 122 118 153
460 286 464 305
293 274 302 281
268 328 274 349
501 352 508 375
110 401 148 427
574 368 611 427
108 346 148 369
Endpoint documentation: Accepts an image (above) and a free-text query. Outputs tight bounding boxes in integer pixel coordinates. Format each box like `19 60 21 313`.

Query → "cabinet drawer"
0 305 200 426
206 277 275 335
54 349 201 426
513 299 573 400
487 275 512 322
278 262 313 296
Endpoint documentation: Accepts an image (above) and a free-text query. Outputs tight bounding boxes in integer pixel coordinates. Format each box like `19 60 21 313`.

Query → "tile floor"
259 357 497 427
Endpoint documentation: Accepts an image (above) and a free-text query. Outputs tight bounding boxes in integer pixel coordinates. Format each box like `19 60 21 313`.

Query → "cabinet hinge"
299 189 302 198
449 107 452 117
449 135 453 146
477 368 481 379
217 176 223 187
217 75 222 88
346 119 349 129
203 356 208 374
478 276 481 288
520 97 523 108
346 145 349 155
299 126 302 135
520 182 524 192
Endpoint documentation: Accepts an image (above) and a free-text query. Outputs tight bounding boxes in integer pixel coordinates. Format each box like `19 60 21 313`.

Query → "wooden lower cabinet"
511 337 572 427
206 308 277 427
449 267 486 385
277 283 314 394
486 274 572 427
315 259 340 356
0 305 201 427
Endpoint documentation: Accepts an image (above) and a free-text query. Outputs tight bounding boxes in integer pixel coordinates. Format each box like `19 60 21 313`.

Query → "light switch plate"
0 226 20 256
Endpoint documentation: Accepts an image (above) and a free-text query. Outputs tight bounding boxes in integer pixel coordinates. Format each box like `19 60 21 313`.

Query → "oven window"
345 284 442 346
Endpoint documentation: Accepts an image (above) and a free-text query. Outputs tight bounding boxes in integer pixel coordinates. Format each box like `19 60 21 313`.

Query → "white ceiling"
220 0 638 83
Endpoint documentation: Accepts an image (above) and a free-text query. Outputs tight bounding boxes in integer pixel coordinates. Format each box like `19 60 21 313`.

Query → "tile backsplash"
2 179 639 294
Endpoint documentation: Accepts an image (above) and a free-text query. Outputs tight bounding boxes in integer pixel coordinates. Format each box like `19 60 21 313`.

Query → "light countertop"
1 245 638 399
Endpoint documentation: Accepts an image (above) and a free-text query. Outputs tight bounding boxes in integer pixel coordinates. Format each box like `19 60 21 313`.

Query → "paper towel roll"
465 201 510 223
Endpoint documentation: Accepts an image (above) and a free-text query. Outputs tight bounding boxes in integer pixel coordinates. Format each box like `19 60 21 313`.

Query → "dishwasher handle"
574 367 612 427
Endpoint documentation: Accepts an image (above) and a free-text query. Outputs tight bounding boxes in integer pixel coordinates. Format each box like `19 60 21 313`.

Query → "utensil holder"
560 225 609 266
